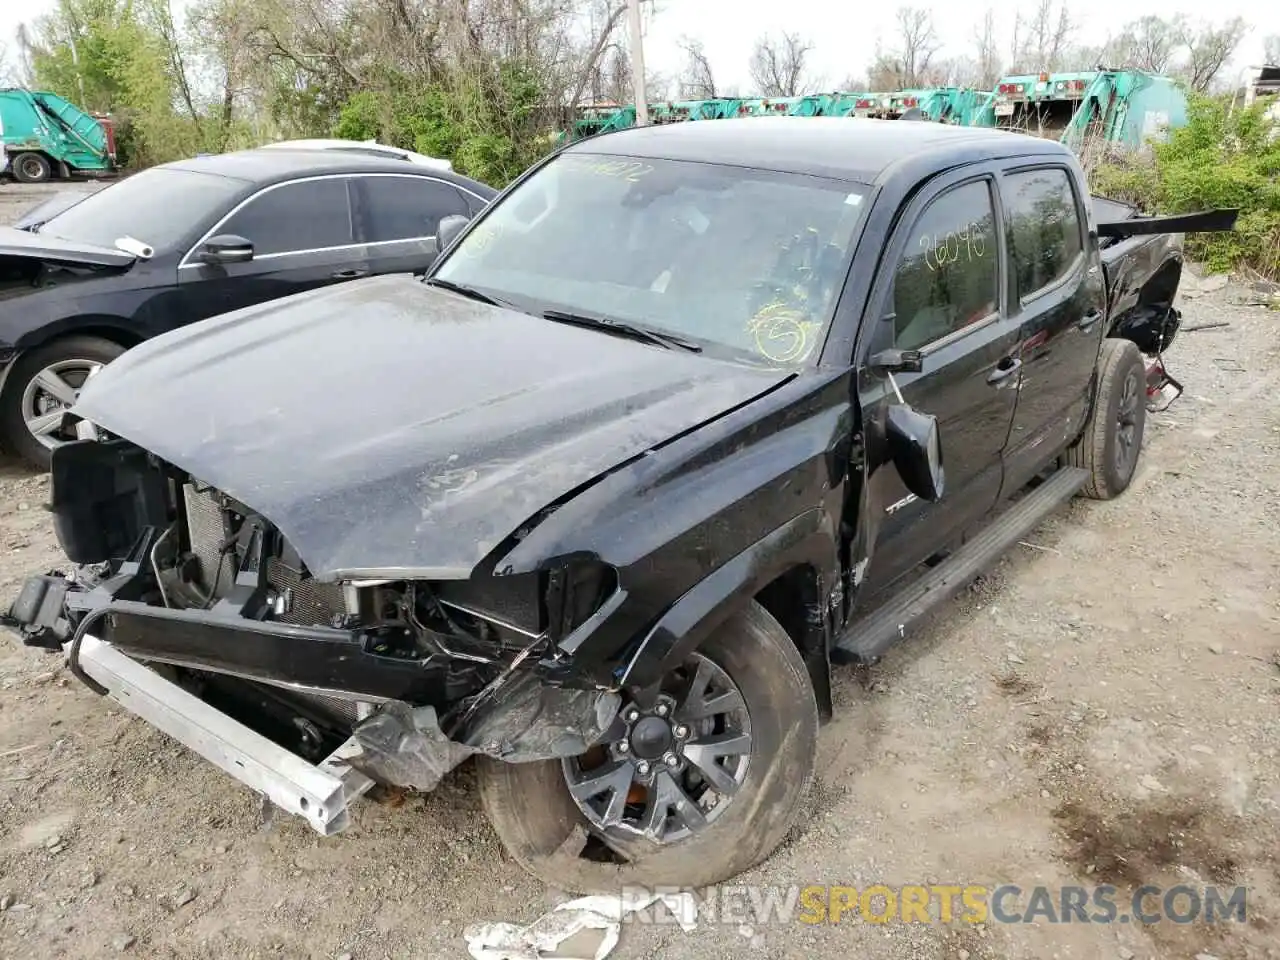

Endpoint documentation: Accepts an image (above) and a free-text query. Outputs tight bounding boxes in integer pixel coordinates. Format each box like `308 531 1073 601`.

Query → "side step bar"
834 467 1087 664
69 633 374 835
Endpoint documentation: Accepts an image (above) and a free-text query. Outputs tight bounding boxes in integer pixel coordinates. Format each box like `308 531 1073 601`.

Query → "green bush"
332 63 550 188
1089 95 1280 279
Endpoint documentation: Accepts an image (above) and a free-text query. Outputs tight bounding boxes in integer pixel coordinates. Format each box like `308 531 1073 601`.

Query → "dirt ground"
1 180 1278 959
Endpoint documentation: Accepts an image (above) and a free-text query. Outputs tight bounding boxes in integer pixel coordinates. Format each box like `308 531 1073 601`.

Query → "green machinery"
561 92 886 142
561 88 996 142
0 88 117 182
560 70 1186 152
973 70 1187 148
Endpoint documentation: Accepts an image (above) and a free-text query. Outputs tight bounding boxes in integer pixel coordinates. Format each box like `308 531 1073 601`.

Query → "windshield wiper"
423 277 511 307
542 310 702 353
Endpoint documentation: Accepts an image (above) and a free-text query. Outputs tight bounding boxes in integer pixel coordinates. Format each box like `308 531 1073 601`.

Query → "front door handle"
987 357 1022 385
1078 307 1103 332
330 269 370 280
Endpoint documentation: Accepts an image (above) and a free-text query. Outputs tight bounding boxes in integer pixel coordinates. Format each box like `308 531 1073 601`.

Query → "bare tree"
1124 15 1185 72
973 9 1002 89
866 43 904 91
1178 17 1248 92
1008 13 1024 73
677 36 717 98
0 40 14 86
748 31 814 97
1018 0 1075 72
894 7 939 88
1264 35 1280 66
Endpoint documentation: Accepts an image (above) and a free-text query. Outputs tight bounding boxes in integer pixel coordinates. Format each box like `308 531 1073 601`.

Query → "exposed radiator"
182 484 346 625
181 483 365 727
182 484 234 598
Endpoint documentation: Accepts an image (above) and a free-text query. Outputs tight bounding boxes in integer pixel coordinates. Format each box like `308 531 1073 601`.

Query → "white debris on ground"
463 891 697 960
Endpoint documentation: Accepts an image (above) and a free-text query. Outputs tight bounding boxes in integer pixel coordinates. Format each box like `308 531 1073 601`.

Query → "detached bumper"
69 632 374 835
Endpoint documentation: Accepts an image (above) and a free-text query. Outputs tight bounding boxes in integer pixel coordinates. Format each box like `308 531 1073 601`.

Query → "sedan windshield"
433 153 870 365
37 167 243 253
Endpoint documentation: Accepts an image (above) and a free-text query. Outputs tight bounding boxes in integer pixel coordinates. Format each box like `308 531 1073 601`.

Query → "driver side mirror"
437 214 472 254
869 348 925 374
886 404 945 503
199 234 254 264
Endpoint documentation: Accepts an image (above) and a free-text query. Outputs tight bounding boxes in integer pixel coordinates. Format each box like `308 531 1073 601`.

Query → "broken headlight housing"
408 559 619 654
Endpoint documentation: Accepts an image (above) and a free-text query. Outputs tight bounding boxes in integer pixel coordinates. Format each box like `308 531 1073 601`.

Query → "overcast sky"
11 0 1280 95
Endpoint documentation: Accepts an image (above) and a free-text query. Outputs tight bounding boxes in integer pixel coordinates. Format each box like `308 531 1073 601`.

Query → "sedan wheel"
0 336 126 470
21 358 105 451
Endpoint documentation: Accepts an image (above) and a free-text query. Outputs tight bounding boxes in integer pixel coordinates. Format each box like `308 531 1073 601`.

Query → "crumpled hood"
74 274 789 579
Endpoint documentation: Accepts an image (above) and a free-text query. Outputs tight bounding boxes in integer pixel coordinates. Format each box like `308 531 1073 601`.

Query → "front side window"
220 178 353 257
1003 167 1083 300
359 176 470 243
892 180 1000 351
433 153 871 365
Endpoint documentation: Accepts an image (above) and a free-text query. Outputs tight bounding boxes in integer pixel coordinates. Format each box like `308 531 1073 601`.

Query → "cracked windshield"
434 153 870 364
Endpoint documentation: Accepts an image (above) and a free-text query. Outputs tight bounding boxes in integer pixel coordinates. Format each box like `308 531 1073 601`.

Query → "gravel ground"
1 181 1279 959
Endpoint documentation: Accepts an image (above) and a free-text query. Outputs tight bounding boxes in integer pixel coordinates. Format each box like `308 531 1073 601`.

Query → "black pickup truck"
2 118 1234 893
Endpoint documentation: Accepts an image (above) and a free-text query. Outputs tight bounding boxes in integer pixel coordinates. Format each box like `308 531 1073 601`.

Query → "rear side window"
221 178 353 256
892 179 1000 351
358 176 470 243
1003 167 1083 300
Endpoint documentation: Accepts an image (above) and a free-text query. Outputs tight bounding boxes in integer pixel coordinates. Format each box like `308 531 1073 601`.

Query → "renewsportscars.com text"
621 883 1248 925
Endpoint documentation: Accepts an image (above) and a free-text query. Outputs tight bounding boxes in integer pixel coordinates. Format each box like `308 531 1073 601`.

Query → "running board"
834 467 1088 664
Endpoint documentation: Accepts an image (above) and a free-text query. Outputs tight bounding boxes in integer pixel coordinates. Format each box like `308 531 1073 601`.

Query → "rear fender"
620 509 839 697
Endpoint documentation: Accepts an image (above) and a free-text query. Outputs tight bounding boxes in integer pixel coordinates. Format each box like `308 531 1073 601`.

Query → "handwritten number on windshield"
919 222 987 272
565 156 654 182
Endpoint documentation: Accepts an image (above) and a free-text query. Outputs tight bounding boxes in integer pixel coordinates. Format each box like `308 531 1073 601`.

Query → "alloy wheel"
20 359 104 451
562 652 752 846
1114 367 1142 478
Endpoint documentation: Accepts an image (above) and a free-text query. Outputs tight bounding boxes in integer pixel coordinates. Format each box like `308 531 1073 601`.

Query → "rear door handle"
987 357 1022 385
1078 307 1103 332
330 269 369 280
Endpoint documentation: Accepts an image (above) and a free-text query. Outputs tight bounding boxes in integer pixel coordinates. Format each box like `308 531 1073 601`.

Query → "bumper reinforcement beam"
69 633 374 835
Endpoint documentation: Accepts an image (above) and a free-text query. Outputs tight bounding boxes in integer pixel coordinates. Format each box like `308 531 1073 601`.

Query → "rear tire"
478 601 819 893
12 152 53 184
1065 337 1147 500
0 336 126 470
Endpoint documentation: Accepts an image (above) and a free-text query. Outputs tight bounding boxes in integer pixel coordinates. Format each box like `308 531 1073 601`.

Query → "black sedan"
0 148 495 467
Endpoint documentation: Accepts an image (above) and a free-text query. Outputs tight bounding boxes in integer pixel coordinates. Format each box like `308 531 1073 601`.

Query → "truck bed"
1093 194 1183 341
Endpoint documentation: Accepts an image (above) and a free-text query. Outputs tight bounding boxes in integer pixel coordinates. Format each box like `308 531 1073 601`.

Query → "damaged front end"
2 436 622 832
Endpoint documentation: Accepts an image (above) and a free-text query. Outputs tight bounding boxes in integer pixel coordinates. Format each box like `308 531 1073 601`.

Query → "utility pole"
627 0 649 125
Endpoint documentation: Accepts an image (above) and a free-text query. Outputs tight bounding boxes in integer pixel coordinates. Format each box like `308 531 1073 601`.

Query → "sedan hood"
74 275 790 579
0 225 135 268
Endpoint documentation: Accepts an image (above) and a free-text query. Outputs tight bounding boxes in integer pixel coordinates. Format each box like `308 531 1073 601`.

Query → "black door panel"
176 176 368 320
857 174 1021 596
999 165 1105 494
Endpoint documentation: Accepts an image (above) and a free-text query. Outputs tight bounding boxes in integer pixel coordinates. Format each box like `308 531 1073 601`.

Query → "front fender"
620 508 838 691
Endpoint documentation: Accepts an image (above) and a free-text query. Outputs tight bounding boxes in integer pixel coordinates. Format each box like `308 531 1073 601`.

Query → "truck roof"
567 116 1071 184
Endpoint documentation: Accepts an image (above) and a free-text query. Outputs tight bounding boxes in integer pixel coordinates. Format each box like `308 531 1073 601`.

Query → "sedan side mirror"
199 234 254 264
437 214 472 253
886 404 945 503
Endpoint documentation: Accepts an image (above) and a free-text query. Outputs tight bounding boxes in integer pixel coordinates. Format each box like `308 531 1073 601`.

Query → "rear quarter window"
1003 167 1084 300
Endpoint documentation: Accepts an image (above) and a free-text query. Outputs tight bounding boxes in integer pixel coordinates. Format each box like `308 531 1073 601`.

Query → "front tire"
478 601 819 892
12 152 53 184
0 336 126 470
1065 337 1147 500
